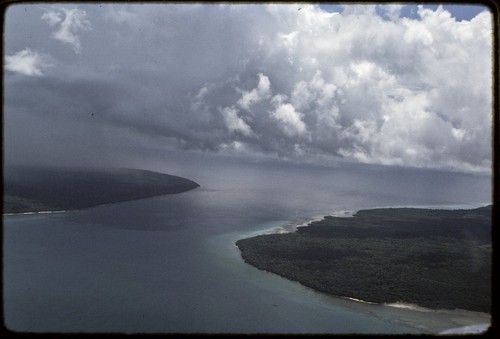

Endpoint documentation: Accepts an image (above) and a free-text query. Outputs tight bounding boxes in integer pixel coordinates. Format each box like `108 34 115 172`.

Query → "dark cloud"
3 4 492 173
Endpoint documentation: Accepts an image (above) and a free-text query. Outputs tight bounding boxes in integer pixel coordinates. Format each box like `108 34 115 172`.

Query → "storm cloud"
4 4 493 172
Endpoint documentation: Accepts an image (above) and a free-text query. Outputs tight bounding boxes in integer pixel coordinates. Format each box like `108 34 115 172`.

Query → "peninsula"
3 166 200 214
236 206 491 313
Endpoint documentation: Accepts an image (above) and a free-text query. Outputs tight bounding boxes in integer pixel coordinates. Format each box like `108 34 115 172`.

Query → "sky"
3 3 493 174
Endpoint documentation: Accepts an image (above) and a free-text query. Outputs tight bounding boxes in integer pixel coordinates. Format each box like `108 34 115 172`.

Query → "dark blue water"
3 159 491 333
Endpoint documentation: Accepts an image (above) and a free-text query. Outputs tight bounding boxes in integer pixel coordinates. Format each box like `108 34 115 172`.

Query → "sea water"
3 159 491 333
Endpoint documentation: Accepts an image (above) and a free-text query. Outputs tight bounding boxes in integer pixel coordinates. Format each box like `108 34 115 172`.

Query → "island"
3 165 200 214
236 206 492 313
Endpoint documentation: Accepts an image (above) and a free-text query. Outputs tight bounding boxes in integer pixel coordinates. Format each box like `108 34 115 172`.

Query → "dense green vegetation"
236 206 492 312
3 166 199 213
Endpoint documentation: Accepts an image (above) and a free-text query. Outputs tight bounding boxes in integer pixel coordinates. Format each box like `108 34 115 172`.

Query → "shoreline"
3 210 68 216
360 202 492 211
2 189 203 217
264 210 357 235
271 215 326 234
235 204 492 334
325 287 491 334
263 202 491 236
235 235 491 334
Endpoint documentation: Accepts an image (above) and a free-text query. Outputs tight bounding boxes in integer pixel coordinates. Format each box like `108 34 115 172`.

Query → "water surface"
3 159 491 333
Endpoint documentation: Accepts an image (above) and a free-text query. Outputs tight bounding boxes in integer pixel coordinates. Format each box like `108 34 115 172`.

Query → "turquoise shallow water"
3 160 491 333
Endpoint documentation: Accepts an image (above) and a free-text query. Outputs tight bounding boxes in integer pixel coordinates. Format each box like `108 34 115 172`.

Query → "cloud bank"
41 7 91 53
4 4 493 173
5 48 52 76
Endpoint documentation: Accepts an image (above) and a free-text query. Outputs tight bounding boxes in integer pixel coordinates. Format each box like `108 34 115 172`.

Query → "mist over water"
3 158 491 333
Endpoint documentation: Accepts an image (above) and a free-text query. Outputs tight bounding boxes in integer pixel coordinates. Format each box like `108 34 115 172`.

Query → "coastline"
272 215 326 234
261 211 357 235
2 196 163 217
235 231 491 334
2 198 154 217
4 166 200 216
2 189 202 217
336 294 491 334
263 202 490 236
324 286 491 334
235 205 492 334
3 210 68 216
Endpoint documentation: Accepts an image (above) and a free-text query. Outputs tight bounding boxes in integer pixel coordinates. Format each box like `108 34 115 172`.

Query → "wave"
384 302 433 312
439 323 490 334
343 296 378 305
4 210 67 216
273 214 326 234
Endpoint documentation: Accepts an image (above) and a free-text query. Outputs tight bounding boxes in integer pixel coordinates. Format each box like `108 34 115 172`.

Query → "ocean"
3 158 491 333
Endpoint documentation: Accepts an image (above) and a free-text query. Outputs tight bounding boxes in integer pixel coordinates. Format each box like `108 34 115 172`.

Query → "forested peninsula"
236 206 492 313
3 166 199 214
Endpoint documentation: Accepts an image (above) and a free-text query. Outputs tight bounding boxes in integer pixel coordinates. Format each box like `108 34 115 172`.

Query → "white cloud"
41 8 91 53
104 7 137 24
5 49 51 76
142 4 492 171
403 22 434 45
270 95 307 137
6 4 492 173
378 4 403 21
341 4 377 16
41 11 62 26
221 106 254 137
237 73 271 110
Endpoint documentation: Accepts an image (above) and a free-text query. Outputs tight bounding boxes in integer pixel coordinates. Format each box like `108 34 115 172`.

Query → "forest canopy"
236 206 492 312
